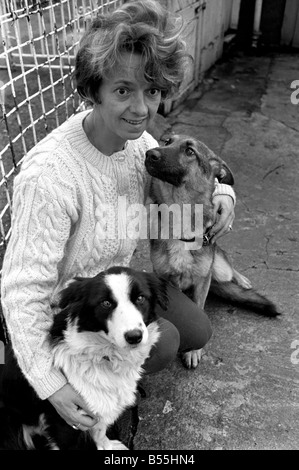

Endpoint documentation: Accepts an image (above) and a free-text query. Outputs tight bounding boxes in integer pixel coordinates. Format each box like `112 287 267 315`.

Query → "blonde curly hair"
75 0 188 104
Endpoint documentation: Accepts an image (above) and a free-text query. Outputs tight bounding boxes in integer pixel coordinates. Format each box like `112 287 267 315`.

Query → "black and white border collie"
0 267 168 450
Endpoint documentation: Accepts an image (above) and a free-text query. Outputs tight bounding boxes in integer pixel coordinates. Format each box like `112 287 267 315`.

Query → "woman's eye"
136 295 145 304
149 88 160 96
101 300 112 308
185 147 195 156
116 88 129 96
147 88 161 99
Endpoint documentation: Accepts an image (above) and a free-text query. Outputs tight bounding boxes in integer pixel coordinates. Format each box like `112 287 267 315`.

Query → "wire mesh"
0 0 124 258
0 0 124 341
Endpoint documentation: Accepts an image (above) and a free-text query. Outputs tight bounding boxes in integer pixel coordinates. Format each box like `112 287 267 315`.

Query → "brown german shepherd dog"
145 134 280 369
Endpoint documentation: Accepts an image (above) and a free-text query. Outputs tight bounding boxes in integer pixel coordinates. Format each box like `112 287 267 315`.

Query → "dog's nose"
124 329 143 345
146 149 161 161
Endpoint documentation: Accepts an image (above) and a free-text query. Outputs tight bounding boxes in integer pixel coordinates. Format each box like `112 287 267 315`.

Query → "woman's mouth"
123 118 146 126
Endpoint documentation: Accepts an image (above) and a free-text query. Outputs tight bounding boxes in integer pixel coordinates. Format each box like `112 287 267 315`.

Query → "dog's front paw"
97 438 128 451
182 349 202 369
96 436 113 450
110 439 128 451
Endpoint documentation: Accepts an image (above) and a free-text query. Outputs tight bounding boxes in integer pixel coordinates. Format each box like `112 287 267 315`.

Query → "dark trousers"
144 284 212 374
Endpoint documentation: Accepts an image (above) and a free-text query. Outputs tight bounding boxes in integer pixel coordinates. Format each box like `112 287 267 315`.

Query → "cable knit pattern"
213 182 236 206
1 110 157 399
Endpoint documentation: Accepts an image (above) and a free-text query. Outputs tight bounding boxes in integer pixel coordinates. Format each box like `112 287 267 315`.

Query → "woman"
1 0 235 430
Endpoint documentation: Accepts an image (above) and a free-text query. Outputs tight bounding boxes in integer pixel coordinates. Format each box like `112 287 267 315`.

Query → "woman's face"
92 53 162 153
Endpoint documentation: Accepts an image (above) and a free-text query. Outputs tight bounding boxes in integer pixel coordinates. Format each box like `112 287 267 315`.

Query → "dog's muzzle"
124 328 143 345
145 149 185 187
146 149 161 161
145 149 162 173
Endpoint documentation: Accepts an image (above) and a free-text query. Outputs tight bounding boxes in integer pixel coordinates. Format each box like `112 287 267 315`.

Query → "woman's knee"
156 285 213 351
143 318 180 374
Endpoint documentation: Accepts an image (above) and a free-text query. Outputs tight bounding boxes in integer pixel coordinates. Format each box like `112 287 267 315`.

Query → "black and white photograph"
0 0 298 453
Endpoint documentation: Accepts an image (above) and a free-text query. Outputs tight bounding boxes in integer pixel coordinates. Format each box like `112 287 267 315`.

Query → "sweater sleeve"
212 180 236 206
1 174 78 399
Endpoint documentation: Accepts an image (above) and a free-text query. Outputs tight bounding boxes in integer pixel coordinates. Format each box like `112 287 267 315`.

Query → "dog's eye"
136 295 145 304
185 147 195 156
163 138 171 146
101 300 112 309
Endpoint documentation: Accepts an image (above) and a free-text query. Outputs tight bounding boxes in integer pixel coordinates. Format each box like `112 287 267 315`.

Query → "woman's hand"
48 383 99 431
209 194 235 244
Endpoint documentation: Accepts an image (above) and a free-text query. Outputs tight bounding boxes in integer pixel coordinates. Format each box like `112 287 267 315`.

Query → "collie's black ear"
145 273 169 311
58 277 86 309
50 278 88 344
209 158 234 185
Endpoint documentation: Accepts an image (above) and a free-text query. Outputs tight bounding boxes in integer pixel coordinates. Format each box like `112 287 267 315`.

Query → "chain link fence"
0 0 124 340
0 0 123 254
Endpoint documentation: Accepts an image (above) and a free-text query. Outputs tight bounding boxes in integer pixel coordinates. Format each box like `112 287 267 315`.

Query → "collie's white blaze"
105 273 148 348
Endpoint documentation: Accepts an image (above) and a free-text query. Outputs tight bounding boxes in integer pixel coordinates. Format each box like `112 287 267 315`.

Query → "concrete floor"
130 51 299 450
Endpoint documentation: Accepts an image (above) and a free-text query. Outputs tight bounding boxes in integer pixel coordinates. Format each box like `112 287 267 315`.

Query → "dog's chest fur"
149 174 215 292
151 240 213 291
52 323 159 426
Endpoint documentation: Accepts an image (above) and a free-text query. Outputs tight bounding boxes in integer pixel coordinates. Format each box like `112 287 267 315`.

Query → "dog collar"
203 234 211 246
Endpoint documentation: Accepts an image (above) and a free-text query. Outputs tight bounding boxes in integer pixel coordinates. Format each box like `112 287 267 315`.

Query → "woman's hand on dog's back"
48 383 99 430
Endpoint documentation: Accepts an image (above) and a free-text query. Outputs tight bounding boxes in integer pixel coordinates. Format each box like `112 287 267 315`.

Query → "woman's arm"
1 175 73 399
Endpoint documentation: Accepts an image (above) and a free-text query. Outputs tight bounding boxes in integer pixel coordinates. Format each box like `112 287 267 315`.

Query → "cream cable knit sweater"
1 110 235 399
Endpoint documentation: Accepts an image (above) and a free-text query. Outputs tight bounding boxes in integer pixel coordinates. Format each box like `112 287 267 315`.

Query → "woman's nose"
130 92 147 115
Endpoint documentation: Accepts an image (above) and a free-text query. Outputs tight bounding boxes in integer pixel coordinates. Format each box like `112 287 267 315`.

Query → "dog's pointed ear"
209 158 234 185
145 273 169 311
